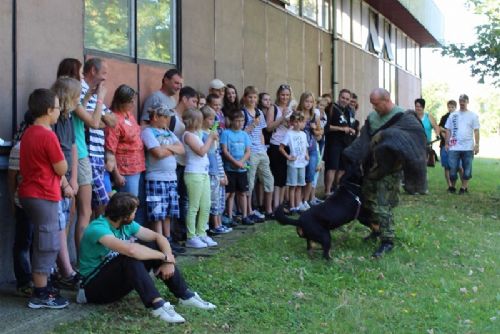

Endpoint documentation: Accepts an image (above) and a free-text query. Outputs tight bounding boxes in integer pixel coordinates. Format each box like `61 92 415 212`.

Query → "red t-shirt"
18 125 65 201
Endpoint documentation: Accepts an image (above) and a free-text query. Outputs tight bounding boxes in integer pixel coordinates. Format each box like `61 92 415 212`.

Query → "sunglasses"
279 84 290 90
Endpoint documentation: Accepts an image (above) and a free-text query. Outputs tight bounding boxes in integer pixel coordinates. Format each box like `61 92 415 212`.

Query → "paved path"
0 223 264 333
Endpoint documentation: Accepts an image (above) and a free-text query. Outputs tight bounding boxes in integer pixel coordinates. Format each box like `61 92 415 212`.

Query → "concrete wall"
0 1 13 140
182 0 333 99
336 40 379 122
335 39 421 123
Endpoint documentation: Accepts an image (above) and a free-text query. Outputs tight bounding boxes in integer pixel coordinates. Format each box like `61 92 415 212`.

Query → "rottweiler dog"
275 169 362 260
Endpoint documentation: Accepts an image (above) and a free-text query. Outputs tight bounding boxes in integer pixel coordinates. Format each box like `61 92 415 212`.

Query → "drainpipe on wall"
331 0 338 97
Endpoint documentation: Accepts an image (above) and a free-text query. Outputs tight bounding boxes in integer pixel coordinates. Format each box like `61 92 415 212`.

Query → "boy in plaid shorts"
141 105 185 245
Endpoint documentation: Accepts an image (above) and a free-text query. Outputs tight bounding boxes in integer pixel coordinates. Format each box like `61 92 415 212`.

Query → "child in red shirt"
19 89 69 309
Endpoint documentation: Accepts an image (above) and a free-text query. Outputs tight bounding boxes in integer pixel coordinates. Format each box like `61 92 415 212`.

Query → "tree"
441 0 500 87
422 82 450 119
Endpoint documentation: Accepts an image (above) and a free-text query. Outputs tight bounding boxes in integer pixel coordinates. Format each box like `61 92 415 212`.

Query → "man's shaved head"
369 88 394 116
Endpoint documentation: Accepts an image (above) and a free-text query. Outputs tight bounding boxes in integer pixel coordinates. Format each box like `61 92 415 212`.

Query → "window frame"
84 0 180 67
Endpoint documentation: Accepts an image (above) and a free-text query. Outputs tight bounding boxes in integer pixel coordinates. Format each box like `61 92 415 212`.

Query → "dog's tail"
274 204 300 227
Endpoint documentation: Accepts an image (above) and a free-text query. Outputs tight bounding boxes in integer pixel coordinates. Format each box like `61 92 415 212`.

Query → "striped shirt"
80 80 109 159
243 107 267 154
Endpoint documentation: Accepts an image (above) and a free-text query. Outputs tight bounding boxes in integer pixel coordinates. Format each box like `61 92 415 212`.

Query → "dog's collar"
344 188 362 220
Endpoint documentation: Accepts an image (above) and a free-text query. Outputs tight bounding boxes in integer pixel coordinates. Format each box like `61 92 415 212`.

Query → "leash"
343 186 362 220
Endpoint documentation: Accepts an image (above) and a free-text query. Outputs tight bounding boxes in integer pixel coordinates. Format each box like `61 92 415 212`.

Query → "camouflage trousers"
359 172 401 242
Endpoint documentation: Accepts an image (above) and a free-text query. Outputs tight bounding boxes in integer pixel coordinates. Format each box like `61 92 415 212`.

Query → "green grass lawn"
55 158 500 334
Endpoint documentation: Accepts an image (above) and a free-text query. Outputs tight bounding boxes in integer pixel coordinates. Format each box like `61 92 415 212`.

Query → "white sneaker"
302 201 311 210
252 210 265 219
310 198 323 205
186 236 208 248
179 292 216 310
297 203 307 212
200 235 218 247
151 302 185 323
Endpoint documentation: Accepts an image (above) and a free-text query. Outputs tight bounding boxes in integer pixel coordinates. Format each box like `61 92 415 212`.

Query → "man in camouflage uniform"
360 88 405 258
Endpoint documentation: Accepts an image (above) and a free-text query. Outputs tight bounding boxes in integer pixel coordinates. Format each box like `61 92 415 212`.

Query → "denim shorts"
448 150 473 180
286 166 306 186
305 150 318 183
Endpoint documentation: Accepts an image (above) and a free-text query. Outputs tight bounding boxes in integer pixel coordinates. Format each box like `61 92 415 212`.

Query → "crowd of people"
8 56 480 323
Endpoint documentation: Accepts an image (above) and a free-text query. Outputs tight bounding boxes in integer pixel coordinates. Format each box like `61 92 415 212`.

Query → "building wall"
0 1 13 140
182 0 333 100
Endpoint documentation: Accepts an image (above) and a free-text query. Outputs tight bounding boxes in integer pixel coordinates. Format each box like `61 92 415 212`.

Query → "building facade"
0 0 443 282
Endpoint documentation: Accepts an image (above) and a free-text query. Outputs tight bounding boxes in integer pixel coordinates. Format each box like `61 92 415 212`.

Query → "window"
396 30 406 69
351 0 362 45
341 0 351 41
303 0 318 21
383 20 394 61
286 0 301 15
286 0 332 30
367 10 381 54
84 0 177 64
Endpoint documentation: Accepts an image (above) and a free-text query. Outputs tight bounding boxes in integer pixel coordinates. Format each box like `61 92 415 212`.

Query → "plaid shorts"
145 180 180 222
89 156 109 208
210 175 225 216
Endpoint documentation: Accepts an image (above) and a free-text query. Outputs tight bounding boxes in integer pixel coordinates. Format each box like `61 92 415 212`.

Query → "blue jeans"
448 150 473 181
305 149 319 183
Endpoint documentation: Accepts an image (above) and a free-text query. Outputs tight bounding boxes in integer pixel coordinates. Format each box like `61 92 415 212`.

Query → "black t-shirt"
325 103 355 146
438 112 450 148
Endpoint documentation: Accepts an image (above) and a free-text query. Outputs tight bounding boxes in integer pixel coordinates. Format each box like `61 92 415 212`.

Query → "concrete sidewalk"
0 222 263 333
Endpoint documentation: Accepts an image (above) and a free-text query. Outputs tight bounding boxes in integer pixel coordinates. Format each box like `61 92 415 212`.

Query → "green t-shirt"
79 215 141 279
72 113 89 159
368 105 405 134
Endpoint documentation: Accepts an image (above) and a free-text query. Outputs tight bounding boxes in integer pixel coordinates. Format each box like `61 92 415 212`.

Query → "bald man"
361 88 405 258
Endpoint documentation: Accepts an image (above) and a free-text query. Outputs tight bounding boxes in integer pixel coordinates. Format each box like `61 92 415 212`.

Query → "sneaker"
310 198 323 206
199 235 218 247
458 187 468 195
28 292 69 309
185 236 208 249
302 201 311 210
210 226 227 234
248 213 265 223
221 225 233 232
251 210 265 219
448 186 456 193
179 292 216 310
53 272 82 291
151 302 185 323
241 217 254 225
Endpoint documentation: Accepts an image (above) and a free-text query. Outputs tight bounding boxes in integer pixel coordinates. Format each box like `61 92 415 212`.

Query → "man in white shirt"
444 94 480 194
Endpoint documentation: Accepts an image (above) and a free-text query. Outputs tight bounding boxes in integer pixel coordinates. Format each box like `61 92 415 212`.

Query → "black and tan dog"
275 170 362 260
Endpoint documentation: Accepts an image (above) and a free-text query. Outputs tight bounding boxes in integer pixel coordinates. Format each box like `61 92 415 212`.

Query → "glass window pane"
84 0 132 56
415 45 421 77
396 30 406 68
341 0 351 41
303 0 318 21
137 0 175 64
336 0 342 36
361 3 369 49
318 0 331 30
351 0 362 45
286 0 300 15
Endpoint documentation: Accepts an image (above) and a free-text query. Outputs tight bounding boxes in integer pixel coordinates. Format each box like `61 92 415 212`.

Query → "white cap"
209 79 225 90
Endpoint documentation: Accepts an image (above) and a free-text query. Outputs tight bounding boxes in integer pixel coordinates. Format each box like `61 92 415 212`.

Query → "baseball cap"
459 94 469 101
148 104 175 117
209 79 225 90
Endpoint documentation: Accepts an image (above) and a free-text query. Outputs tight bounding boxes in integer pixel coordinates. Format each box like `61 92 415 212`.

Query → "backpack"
263 105 279 145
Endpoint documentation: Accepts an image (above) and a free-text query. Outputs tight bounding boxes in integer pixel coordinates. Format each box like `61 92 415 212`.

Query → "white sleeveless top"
182 131 209 174
270 105 292 146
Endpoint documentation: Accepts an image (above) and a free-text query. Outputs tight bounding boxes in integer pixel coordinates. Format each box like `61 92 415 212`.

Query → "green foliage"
54 158 500 333
422 82 450 119
84 0 174 63
441 0 500 87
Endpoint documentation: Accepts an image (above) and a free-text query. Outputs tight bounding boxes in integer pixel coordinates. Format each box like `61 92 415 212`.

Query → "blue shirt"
220 129 251 172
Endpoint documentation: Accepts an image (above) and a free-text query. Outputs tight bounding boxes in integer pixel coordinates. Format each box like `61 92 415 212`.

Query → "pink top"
105 111 145 175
